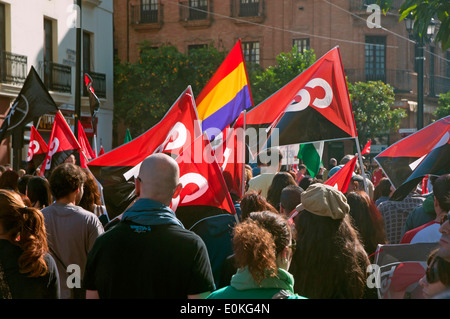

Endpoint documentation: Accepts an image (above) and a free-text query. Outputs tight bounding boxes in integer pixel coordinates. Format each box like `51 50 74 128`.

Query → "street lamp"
405 15 437 130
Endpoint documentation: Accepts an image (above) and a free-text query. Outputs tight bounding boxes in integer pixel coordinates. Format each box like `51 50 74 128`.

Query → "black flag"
0 66 58 142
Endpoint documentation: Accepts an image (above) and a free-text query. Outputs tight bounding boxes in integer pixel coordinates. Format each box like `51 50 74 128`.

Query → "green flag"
124 128 132 144
297 141 324 177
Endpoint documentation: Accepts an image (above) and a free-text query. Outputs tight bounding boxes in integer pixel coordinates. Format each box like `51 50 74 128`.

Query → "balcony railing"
345 68 414 93
345 68 450 96
179 0 210 21
349 0 403 12
42 61 72 93
130 3 163 25
231 0 265 20
83 71 106 99
0 51 27 86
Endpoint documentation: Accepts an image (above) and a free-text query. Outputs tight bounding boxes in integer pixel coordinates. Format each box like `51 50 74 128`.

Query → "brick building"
113 0 449 162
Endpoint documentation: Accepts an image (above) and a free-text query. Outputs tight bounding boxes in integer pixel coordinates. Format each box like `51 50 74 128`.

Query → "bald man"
83 154 215 299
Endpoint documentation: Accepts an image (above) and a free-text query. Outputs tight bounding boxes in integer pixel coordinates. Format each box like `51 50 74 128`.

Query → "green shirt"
207 267 306 299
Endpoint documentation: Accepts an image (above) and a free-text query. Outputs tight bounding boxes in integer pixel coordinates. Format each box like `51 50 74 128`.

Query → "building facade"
113 0 449 161
0 0 114 167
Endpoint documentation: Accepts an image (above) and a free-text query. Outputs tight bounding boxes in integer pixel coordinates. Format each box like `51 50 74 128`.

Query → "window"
293 38 310 54
239 0 259 17
365 36 386 82
189 0 208 20
141 0 158 23
188 44 207 54
43 18 53 63
242 41 260 65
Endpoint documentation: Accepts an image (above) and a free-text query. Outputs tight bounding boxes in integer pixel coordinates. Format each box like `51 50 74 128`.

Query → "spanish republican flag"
196 39 253 138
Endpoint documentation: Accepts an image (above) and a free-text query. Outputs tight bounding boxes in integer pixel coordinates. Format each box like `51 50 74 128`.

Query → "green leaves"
113 42 225 138
434 92 450 119
348 81 406 145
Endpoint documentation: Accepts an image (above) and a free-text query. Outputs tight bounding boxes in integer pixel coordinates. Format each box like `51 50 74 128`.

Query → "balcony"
349 0 403 12
130 2 164 30
345 68 450 96
83 71 106 99
231 0 265 24
42 61 72 94
0 51 27 86
179 0 213 28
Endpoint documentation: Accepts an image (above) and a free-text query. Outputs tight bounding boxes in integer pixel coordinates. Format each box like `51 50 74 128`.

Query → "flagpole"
354 137 368 193
240 110 246 201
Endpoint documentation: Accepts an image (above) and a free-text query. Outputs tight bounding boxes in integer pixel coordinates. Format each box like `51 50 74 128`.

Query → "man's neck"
55 196 76 205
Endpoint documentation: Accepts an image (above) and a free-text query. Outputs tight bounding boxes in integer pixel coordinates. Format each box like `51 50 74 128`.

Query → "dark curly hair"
48 163 85 200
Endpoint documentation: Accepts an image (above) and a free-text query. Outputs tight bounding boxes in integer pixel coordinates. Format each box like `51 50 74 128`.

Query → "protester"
78 168 109 227
247 148 283 198
371 162 385 188
26 176 53 209
374 177 393 206
322 158 337 181
0 169 31 206
346 191 388 261
289 183 372 299
207 211 306 299
348 174 374 200
42 163 104 299
279 185 304 220
295 164 307 185
298 175 316 191
0 189 60 298
377 188 426 244
327 154 353 178
239 191 278 221
402 176 438 235
419 249 450 299
244 164 253 193
401 174 449 244
266 172 296 211
83 154 215 299
435 209 450 298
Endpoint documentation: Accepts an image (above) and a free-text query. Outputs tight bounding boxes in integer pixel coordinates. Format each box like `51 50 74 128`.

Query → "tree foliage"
249 47 316 105
114 42 225 137
348 81 406 145
378 0 450 50
434 92 450 119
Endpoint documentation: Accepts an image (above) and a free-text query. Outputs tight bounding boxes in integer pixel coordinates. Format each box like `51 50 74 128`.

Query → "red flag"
361 140 371 155
172 133 236 215
88 86 202 218
40 111 81 177
26 125 48 170
77 121 96 168
98 145 105 156
324 156 357 193
246 46 357 152
214 112 246 199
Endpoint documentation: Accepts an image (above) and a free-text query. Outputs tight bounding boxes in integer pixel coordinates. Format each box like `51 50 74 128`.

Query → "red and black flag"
171 133 236 216
245 46 357 154
26 125 48 171
324 155 357 193
40 111 81 177
88 86 202 219
77 121 96 169
389 116 450 201
0 66 58 142
375 115 450 191
84 73 100 117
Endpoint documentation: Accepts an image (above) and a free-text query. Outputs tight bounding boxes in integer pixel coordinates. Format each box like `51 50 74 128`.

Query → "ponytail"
16 207 49 277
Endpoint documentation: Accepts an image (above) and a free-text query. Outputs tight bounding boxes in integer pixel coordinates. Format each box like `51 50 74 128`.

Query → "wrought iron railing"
83 70 106 98
130 2 163 25
231 0 265 18
0 51 27 85
179 0 210 21
42 61 72 93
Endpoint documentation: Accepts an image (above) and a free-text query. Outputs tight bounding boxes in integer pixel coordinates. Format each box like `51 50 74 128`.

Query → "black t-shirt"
0 239 60 299
83 221 215 298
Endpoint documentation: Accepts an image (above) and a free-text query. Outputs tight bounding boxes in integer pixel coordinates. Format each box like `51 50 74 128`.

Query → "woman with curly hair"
78 169 109 226
208 211 306 299
239 191 278 221
266 172 297 212
0 190 60 298
289 183 372 299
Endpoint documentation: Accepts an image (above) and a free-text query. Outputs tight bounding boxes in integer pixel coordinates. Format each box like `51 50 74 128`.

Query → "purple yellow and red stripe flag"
196 39 253 138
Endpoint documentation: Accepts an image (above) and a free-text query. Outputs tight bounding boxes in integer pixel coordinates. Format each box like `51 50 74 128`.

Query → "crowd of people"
0 148 449 300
